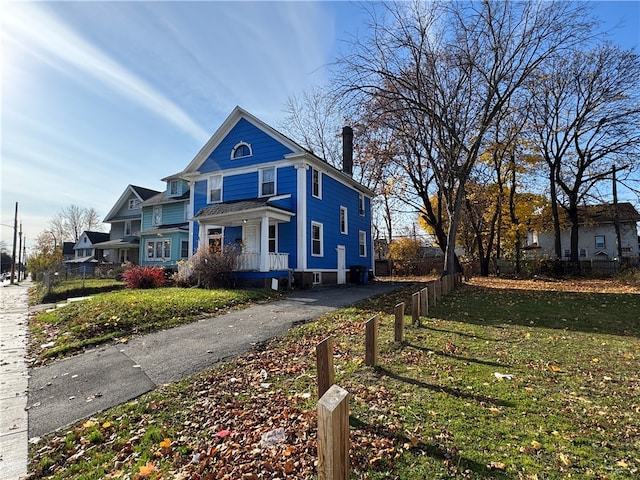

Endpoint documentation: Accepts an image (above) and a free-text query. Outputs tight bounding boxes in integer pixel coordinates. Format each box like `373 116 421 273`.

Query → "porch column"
295 162 308 270
259 214 269 272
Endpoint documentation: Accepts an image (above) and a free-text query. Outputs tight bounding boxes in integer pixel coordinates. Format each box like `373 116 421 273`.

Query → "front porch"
236 252 289 271
193 197 296 277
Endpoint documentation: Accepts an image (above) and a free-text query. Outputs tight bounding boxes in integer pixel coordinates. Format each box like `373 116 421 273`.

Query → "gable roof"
182 106 305 174
103 184 161 222
178 106 375 196
76 231 110 247
140 190 190 207
578 202 640 226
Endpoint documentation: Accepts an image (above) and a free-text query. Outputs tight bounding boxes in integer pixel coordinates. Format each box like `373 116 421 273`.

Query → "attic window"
232 142 252 159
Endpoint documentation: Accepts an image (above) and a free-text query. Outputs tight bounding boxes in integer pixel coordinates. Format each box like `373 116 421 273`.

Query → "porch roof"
92 236 140 249
193 198 295 226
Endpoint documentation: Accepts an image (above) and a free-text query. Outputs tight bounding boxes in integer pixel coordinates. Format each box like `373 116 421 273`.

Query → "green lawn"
28 287 280 365
28 279 640 479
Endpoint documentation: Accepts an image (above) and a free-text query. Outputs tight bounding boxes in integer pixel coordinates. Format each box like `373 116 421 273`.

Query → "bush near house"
176 246 241 289
122 265 166 289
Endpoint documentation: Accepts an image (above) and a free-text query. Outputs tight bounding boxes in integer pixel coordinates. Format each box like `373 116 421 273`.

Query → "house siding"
199 118 294 173
139 231 189 267
536 223 639 260
306 170 372 271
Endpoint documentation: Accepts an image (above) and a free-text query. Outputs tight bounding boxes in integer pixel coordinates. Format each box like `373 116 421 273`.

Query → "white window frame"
340 206 348 234
169 180 178 195
259 166 276 197
147 239 171 261
313 272 321 285
231 142 252 159
359 194 365 216
359 230 367 257
312 168 322 199
152 206 162 226
208 174 223 203
124 220 132 236
128 198 141 210
595 235 606 249
311 221 323 257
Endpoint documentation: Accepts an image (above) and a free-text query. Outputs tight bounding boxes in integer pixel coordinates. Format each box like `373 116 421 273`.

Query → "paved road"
27 281 403 439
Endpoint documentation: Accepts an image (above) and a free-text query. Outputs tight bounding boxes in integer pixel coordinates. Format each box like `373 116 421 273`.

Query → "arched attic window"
231 142 252 159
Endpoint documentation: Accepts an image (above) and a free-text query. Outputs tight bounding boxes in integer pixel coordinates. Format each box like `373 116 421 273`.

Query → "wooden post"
316 337 334 399
317 384 350 480
428 282 436 308
420 287 428 317
365 316 378 366
394 302 405 342
435 279 442 303
444 275 450 294
411 292 420 326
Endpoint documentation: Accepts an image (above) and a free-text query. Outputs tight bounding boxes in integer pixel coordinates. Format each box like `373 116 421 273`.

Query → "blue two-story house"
176 106 374 288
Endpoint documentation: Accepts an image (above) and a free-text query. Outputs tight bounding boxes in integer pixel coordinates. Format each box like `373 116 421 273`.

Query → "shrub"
122 265 166 289
190 245 241 289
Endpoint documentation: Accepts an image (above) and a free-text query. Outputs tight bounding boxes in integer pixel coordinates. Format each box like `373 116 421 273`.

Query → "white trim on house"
295 162 308 270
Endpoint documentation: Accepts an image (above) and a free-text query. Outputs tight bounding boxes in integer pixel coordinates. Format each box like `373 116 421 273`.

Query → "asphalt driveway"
27 281 403 438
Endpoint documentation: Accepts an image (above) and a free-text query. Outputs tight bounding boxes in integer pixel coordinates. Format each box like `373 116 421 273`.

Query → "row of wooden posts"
315 273 464 479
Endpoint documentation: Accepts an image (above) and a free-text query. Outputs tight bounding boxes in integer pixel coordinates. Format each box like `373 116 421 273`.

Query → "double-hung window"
169 180 178 195
152 206 162 226
359 230 367 257
124 221 132 236
595 235 606 249
340 206 348 234
147 239 171 260
311 221 323 256
268 224 277 253
209 174 222 203
260 167 275 196
181 240 189 259
358 194 365 216
312 168 322 198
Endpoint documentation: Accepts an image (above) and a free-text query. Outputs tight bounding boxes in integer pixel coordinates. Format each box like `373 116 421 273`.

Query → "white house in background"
65 231 110 273
526 202 640 261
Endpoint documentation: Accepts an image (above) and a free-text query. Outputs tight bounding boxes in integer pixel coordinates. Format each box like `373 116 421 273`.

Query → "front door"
243 224 259 253
337 245 346 284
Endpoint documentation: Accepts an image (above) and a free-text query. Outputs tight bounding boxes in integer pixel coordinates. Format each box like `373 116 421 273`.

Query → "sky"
1 1 639 252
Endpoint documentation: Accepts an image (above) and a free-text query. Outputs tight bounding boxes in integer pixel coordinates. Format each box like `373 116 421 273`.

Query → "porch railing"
235 253 289 271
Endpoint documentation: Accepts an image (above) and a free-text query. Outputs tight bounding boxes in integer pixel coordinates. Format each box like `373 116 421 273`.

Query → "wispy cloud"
2 3 210 141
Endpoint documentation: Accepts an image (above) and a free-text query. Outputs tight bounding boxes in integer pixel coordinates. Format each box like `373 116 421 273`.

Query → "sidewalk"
27 281 403 440
0 279 32 480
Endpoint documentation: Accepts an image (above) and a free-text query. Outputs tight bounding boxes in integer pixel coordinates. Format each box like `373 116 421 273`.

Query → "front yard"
27 286 280 366
27 277 640 479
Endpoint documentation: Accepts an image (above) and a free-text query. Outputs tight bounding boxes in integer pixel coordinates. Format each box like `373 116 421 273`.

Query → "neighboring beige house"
526 202 640 262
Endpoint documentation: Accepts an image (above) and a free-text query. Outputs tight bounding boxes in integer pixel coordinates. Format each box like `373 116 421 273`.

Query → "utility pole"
10 202 18 284
18 222 23 282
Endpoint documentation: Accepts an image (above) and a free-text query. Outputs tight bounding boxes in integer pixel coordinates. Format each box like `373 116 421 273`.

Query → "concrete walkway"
0 279 31 480
26 281 403 441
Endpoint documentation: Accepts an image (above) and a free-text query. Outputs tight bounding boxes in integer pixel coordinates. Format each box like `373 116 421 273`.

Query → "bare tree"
281 87 343 168
48 204 106 242
528 43 640 268
84 207 102 232
336 0 594 273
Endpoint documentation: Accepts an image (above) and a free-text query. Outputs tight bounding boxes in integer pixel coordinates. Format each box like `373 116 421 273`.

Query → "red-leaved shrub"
122 265 166 289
